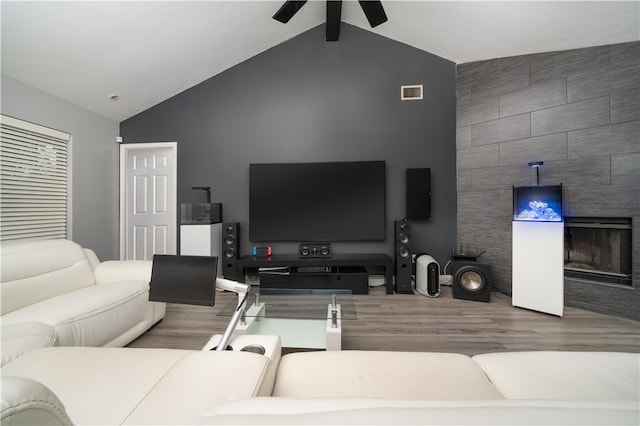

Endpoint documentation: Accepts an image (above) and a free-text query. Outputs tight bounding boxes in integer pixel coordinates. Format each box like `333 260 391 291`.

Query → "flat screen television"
250 161 386 242
513 185 563 222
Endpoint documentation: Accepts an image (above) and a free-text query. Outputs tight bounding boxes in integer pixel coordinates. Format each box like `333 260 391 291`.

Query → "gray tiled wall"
456 42 639 321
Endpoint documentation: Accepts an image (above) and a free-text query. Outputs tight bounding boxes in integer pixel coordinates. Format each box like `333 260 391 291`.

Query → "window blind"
0 115 71 241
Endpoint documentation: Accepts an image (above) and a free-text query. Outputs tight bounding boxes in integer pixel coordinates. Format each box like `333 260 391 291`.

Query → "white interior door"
120 142 177 260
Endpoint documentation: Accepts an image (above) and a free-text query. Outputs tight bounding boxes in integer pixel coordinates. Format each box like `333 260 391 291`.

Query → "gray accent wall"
1 76 121 260
121 24 457 265
456 42 639 320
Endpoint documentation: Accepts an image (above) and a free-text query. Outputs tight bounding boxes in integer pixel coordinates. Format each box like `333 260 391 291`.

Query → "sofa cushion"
93 260 152 284
1 322 57 366
1 280 153 346
0 376 73 426
197 397 640 425
272 351 505 399
472 351 640 400
1 239 95 315
1 347 271 425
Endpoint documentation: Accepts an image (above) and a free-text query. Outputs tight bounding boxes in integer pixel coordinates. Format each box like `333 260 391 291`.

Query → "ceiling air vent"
401 85 423 101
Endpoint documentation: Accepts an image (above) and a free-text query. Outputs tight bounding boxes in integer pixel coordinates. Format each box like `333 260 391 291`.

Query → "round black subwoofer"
452 261 491 302
459 269 484 292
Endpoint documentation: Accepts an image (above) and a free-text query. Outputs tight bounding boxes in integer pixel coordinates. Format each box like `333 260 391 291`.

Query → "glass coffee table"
217 288 356 350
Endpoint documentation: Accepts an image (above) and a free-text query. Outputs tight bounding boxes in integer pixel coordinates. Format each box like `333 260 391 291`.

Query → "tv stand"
236 254 394 294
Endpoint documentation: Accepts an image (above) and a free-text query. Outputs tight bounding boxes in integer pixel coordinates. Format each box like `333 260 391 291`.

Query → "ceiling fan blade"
326 1 342 41
358 0 387 27
273 1 308 23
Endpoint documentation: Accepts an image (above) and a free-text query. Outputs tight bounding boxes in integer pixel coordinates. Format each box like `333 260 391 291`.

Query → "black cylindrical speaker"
394 219 413 294
452 261 491 302
222 222 240 281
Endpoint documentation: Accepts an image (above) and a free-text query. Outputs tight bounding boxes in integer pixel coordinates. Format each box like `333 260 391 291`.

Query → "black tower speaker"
394 219 413 294
452 261 491 302
406 168 431 221
222 222 240 281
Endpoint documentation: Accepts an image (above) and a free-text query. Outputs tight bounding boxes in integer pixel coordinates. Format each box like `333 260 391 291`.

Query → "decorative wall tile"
610 41 640 66
455 64 472 102
568 120 640 158
499 164 539 189
462 59 500 98
541 157 611 187
471 113 530 146
456 42 639 320
612 152 640 186
531 96 610 136
500 79 566 117
611 87 640 123
529 45 609 85
457 142 499 170
457 190 501 218
457 96 499 127
563 185 638 217
499 133 567 166
473 59 530 100
456 125 471 148
457 168 472 191
567 62 640 102
471 166 501 190
565 278 640 321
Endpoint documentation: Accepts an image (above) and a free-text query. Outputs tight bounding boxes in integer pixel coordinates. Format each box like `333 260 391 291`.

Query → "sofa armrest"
83 248 101 270
93 260 152 285
0 376 73 425
1 322 58 367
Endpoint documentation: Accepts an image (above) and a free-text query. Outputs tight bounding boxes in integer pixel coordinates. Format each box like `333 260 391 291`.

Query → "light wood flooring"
127 285 640 356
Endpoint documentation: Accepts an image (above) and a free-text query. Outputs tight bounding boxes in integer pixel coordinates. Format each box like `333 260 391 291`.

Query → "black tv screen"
250 161 386 242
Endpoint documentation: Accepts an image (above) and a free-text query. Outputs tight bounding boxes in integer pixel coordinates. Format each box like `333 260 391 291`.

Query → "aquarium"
513 185 563 222
180 203 222 225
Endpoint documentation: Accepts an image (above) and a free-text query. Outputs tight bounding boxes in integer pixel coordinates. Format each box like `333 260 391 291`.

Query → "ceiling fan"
273 1 388 41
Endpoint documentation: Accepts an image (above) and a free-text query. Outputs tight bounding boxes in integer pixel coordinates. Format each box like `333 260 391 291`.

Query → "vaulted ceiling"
2 1 638 122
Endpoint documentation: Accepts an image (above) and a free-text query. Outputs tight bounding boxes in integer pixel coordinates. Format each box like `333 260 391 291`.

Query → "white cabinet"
512 221 564 316
180 223 222 276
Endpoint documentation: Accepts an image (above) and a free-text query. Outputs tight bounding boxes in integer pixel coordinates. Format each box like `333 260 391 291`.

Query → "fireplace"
564 217 632 286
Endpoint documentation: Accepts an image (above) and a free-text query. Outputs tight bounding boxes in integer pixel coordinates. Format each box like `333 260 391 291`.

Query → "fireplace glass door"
564 218 632 286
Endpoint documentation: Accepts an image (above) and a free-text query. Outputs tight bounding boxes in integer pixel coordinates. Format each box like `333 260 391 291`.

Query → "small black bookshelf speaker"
221 222 240 281
394 219 413 294
406 168 431 221
299 243 332 258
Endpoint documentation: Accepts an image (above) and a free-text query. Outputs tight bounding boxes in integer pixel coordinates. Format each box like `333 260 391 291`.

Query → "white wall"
1 76 120 260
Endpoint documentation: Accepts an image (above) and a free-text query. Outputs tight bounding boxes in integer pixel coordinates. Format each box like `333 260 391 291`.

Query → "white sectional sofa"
0 246 637 425
1 341 638 425
0 239 165 365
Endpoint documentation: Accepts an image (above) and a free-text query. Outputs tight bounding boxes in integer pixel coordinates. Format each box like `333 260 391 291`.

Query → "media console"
235 254 394 294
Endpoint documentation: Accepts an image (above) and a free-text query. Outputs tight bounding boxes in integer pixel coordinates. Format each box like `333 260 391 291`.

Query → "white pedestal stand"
180 224 222 275
512 221 564 316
